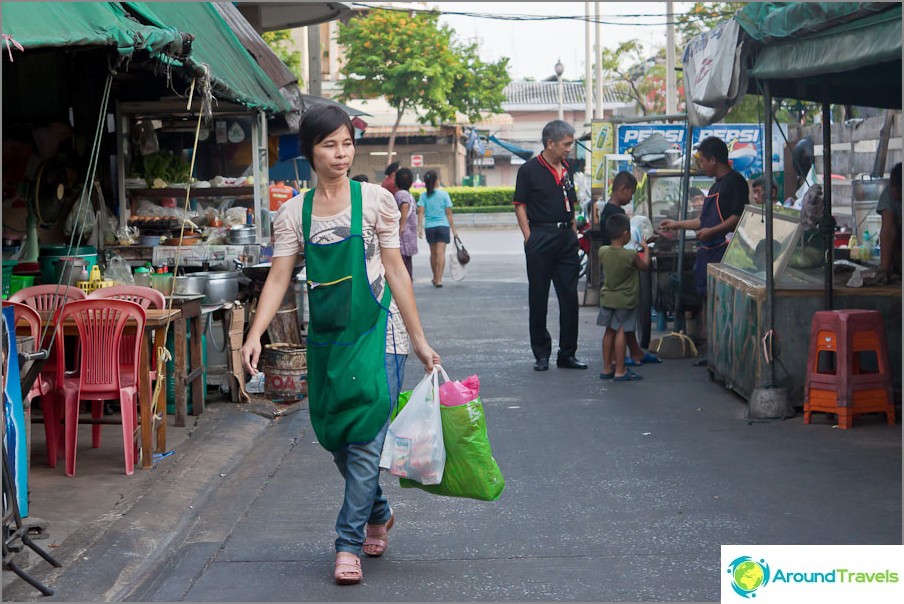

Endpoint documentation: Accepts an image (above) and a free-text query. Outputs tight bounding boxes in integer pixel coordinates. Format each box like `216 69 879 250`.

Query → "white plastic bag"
380 368 445 485
447 250 466 282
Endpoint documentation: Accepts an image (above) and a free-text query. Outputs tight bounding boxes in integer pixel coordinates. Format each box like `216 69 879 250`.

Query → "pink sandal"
362 510 395 557
334 552 362 585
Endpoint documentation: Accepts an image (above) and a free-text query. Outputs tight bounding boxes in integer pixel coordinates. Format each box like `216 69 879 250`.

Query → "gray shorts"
596 307 637 332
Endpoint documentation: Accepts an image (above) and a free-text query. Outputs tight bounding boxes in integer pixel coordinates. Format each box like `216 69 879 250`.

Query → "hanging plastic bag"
447 250 466 282
396 367 505 501
380 367 445 485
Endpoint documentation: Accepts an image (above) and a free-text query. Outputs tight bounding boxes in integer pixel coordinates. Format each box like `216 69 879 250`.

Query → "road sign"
410 154 424 167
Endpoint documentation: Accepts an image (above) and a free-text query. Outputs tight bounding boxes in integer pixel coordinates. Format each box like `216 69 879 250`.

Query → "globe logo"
728 141 759 173
727 556 771 598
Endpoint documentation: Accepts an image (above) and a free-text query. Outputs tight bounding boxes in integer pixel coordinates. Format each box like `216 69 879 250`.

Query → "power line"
348 3 735 26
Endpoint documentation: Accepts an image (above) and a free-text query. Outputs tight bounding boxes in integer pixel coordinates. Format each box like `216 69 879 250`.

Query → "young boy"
598 171 661 367
598 213 650 381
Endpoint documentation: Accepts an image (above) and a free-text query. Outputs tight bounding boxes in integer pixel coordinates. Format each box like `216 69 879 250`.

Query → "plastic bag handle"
434 364 452 384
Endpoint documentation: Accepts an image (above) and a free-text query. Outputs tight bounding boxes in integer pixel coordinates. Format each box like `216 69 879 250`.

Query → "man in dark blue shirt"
513 120 587 372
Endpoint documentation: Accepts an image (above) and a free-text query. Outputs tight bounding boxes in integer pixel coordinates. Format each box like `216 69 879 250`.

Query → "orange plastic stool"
804 309 896 429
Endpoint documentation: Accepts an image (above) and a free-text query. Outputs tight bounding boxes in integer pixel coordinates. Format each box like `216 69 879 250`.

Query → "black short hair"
612 171 637 192
298 104 354 171
395 168 413 191
351 174 369 183
751 176 777 192
697 136 729 165
688 187 705 199
892 162 902 189
384 162 400 176
605 212 631 242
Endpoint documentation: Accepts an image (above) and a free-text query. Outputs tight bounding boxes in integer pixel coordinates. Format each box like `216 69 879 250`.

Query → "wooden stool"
804 309 896 429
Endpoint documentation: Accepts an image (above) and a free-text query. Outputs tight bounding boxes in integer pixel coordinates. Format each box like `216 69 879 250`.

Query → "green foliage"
336 9 510 159
263 30 302 83
413 187 514 208
675 2 747 45
451 205 515 214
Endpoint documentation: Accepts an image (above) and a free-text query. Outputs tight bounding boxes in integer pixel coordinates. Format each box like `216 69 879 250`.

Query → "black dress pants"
525 227 581 361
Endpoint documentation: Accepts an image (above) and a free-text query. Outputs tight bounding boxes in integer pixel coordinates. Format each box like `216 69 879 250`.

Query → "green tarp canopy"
123 2 290 114
1 2 290 114
0 2 183 58
736 2 902 109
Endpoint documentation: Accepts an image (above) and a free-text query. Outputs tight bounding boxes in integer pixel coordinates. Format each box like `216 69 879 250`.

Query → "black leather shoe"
533 358 549 371
556 356 588 370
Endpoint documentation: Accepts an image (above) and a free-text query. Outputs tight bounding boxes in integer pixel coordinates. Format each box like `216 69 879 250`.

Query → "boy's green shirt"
598 245 639 309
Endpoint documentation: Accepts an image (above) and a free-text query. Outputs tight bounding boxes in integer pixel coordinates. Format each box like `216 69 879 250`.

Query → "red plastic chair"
52 299 146 476
8 284 87 309
88 286 165 381
2 300 60 468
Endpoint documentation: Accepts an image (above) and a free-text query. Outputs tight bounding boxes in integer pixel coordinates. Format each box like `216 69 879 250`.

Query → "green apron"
302 180 393 451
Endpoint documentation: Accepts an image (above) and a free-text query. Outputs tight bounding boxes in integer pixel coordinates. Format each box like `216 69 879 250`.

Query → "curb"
2 404 274 602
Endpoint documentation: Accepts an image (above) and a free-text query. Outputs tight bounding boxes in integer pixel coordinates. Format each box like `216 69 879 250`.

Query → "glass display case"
720 205 828 289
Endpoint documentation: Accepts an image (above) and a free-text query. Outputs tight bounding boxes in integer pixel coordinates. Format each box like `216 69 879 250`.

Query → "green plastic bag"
392 391 505 501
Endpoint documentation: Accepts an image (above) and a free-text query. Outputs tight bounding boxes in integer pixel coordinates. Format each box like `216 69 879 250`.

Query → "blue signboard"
616 123 781 178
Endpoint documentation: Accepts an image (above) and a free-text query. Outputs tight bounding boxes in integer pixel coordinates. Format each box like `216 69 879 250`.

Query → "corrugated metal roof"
503 81 628 109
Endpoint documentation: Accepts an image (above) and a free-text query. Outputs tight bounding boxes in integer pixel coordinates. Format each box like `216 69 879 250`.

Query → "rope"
146 76 207 427
653 331 699 358
38 71 113 354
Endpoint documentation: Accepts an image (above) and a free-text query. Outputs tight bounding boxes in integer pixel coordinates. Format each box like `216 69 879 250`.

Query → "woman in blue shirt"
417 170 458 287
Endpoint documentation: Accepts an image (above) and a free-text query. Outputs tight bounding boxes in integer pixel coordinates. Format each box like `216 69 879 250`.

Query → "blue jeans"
331 353 406 555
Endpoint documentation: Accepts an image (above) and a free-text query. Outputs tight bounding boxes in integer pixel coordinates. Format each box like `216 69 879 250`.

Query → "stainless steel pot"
173 274 208 296
852 175 889 201
193 271 240 304
227 225 256 245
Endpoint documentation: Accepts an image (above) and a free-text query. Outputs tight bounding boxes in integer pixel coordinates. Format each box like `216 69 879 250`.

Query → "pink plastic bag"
438 371 480 407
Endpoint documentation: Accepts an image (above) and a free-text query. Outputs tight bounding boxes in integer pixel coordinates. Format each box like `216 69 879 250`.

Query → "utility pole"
585 1 592 125
594 1 602 119
666 1 677 114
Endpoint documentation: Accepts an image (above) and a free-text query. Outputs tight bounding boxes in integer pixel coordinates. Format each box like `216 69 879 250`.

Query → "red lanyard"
537 154 571 213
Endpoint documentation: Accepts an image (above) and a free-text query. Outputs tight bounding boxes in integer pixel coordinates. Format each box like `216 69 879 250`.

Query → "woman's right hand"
242 335 262 375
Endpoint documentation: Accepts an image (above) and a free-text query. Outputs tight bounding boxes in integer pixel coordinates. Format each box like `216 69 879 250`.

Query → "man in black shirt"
659 136 749 365
514 120 587 371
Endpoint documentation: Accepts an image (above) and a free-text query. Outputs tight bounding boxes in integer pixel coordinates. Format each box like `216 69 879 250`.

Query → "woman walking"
394 168 418 279
241 104 440 586
417 170 457 287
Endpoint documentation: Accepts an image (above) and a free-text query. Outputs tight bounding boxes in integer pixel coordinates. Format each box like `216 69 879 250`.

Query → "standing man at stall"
514 120 587 372
659 136 748 367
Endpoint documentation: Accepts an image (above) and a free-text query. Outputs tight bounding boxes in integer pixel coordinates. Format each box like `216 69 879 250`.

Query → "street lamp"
554 59 564 121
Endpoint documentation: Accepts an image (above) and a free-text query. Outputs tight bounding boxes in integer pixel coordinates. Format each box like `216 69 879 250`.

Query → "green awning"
123 2 291 114
737 2 902 108
0 1 184 58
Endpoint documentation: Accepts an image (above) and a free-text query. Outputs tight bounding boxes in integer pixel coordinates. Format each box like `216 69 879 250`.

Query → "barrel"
260 343 307 402
39 245 97 284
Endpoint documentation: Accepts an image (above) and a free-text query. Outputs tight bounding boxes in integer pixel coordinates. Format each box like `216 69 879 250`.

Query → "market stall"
683 2 902 407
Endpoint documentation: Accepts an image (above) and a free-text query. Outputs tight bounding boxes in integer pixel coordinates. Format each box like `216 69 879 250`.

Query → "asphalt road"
12 228 899 603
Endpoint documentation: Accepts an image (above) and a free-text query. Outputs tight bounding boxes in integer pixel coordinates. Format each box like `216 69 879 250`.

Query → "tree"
336 9 510 165
263 30 303 84
599 41 684 116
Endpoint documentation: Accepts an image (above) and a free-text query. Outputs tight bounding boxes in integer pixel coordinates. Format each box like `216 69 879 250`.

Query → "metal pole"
665 1 677 115
594 1 602 119
763 82 775 387
822 93 834 310
585 1 593 123
673 121 694 333
558 75 564 121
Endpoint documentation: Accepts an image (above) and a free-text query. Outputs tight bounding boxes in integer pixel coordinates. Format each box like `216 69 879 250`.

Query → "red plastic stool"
804 309 896 429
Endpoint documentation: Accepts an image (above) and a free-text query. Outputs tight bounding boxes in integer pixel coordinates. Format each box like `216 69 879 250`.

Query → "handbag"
454 235 470 266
